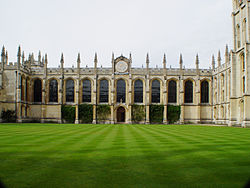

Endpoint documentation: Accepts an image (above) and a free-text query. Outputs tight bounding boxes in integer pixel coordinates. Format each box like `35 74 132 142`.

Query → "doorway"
117 106 125 123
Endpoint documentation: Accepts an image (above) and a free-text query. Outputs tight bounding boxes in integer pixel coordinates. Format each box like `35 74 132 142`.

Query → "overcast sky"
0 0 232 69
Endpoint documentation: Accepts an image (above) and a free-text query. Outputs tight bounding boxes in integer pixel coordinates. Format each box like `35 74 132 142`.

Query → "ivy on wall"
132 105 145 123
167 105 181 124
61 105 75 123
1 110 16 123
150 105 164 124
79 104 93 124
97 105 111 121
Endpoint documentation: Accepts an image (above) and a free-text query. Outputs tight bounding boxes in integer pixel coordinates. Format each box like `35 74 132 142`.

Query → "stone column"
145 76 150 124
196 78 201 124
41 79 46 123
128 78 132 124
75 79 79 124
59 78 63 123
110 77 115 124
180 79 184 124
16 72 22 123
163 79 168 124
92 76 97 124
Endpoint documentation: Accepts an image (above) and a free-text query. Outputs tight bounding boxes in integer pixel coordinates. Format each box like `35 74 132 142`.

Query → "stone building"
0 0 249 127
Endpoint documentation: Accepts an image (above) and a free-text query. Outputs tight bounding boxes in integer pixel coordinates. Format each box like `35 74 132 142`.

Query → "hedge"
132 105 145 123
97 105 111 121
1 110 16 123
150 105 164 124
61 105 75 123
167 105 181 124
79 104 93 124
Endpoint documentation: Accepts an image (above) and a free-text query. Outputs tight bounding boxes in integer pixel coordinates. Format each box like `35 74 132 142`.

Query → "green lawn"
0 124 250 188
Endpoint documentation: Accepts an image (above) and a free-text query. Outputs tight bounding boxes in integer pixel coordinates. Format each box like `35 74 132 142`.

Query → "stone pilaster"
163 79 168 124
75 79 79 124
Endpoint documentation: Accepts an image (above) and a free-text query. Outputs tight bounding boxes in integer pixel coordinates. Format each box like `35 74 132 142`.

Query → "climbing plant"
149 105 164 124
79 104 93 124
61 105 75 123
132 105 145 123
1 110 16 123
97 105 111 121
167 105 181 124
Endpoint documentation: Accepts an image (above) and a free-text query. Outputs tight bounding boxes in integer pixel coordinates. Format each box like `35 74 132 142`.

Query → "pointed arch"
49 79 58 103
184 80 193 103
33 78 42 102
201 80 209 103
134 79 143 103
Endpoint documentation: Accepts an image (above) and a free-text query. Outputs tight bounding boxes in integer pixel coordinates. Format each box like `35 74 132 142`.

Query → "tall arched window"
82 79 91 103
117 79 126 103
49 79 58 102
34 79 42 102
99 79 109 103
21 76 24 101
243 76 246 94
134 79 143 103
26 78 29 102
151 80 160 103
241 53 245 71
184 80 193 103
201 80 209 103
168 80 177 103
66 79 74 103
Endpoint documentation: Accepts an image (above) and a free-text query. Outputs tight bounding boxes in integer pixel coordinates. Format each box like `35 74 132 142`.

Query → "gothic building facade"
0 0 249 127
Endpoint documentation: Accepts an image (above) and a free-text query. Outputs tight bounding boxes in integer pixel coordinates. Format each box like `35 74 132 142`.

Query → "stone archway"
117 106 126 123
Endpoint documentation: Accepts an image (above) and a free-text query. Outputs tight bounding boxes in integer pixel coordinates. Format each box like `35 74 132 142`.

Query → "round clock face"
116 61 128 73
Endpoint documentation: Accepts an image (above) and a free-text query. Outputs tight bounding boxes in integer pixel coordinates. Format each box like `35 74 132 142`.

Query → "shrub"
79 104 93 124
1 110 16 123
132 105 145 123
97 105 110 121
167 105 181 124
150 105 164 124
61 105 75 123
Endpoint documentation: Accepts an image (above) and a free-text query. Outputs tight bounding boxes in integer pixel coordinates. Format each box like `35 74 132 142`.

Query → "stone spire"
38 51 41 64
44 54 48 75
212 54 215 70
195 54 199 70
22 51 25 65
60 53 64 69
5 51 8 65
146 53 149 69
31 53 34 65
111 52 114 73
94 53 98 68
225 45 229 64
163 54 166 69
17 46 21 69
1 46 5 70
129 53 132 72
218 50 221 67
77 53 81 69
179 53 183 70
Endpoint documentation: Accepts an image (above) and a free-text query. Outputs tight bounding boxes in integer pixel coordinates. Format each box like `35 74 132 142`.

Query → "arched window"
151 80 160 103
117 79 126 103
66 79 74 103
243 76 246 94
134 79 143 103
82 79 91 103
201 80 209 103
184 80 193 103
99 79 109 103
168 80 177 103
49 79 58 102
34 79 42 102
26 78 29 102
21 76 24 101
241 53 245 71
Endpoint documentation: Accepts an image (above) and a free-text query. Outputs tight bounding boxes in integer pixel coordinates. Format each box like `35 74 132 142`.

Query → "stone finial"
17 46 21 57
31 53 34 65
1 46 5 57
146 53 149 69
42 57 44 65
77 53 81 69
45 54 48 65
163 53 166 69
129 53 132 63
22 51 25 64
38 51 41 63
179 53 183 69
5 51 8 64
225 45 229 64
60 53 64 66
212 54 215 70
196 54 199 67
94 53 98 63
218 50 221 67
